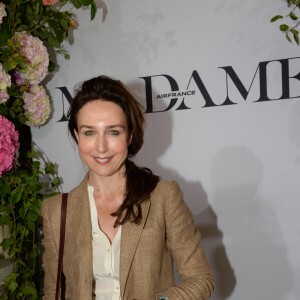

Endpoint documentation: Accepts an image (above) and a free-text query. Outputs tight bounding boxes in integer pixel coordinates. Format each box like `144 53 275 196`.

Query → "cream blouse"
88 186 121 300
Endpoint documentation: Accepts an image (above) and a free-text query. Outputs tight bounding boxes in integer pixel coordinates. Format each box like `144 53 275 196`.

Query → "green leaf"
3 273 19 293
48 35 60 48
290 12 298 20
294 31 300 44
11 189 23 204
0 181 12 196
0 215 12 227
0 23 11 46
51 177 61 187
91 2 97 20
286 32 292 42
1 237 15 251
8 246 22 257
48 19 66 43
71 0 82 9
280 24 290 32
270 15 283 22
45 163 56 175
28 207 39 222
25 3 35 21
27 149 39 159
19 286 38 299
0 205 10 213
60 18 69 30
37 28 50 40
81 0 92 5
48 60 57 73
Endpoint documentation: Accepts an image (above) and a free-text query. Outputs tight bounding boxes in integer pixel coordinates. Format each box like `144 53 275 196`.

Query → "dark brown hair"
67 75 159 226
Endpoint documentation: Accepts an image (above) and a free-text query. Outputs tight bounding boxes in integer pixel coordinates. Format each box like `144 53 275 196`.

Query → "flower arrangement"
0 0 97 298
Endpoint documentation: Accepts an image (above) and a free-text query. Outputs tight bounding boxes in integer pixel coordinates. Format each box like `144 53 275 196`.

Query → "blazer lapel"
120 199 151 298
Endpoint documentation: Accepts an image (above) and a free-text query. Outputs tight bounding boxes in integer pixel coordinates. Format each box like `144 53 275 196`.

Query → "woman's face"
75 100 131 180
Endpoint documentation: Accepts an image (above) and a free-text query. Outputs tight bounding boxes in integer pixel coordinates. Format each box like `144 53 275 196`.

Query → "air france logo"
140 57 300 113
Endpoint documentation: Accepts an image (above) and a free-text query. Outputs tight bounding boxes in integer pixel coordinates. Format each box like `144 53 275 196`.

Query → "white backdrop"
32 1 300 299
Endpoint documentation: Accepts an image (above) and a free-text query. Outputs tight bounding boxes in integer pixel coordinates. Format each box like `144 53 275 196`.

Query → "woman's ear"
74 129 79 142
128 131 133 145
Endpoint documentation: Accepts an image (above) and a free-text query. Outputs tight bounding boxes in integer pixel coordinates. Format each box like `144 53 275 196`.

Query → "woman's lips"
94 156 112 164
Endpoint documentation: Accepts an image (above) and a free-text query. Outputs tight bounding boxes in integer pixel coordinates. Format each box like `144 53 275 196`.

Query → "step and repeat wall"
32 1 300 299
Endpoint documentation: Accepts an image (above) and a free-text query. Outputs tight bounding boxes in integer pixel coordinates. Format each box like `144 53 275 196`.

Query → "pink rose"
0 116 19 176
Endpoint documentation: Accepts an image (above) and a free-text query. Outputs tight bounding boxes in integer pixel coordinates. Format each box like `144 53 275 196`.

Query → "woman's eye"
84 130 94 136
108 130 119 136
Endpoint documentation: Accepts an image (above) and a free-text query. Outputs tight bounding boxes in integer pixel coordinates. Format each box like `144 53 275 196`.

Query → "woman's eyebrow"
78 125 95 130
78 124 126 130
106 124 126 129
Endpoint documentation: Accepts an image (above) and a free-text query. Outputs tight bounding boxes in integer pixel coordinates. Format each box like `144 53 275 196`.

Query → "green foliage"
271 0 300 44
0 147 61 299
0 0 97 69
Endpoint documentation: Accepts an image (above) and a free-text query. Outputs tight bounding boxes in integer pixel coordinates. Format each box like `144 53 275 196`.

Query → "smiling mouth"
94 157 112 164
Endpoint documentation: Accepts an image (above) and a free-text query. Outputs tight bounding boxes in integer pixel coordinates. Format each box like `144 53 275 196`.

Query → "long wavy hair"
67 75 160 226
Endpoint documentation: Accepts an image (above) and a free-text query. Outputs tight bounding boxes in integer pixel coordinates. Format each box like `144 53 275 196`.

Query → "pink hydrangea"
0 63 11 104
0 3 7 24
42 0 59 5
22 85 51 126
0 115 19 177
10 31 49 86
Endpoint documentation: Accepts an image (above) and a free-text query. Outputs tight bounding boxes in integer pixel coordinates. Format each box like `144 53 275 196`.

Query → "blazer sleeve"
158 181 215 300
41 194 61 300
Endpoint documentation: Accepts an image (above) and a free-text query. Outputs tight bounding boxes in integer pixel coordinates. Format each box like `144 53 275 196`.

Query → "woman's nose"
97 135 108 153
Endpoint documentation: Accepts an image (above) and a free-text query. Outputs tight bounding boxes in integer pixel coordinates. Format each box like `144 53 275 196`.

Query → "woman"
42 75 215 300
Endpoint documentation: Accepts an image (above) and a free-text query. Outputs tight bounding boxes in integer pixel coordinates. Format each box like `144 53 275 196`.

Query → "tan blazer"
42 176 214 300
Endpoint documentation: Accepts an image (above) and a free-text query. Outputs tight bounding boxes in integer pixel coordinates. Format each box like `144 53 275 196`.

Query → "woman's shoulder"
155 179 181 192
152 179 183 200
149 180 188 216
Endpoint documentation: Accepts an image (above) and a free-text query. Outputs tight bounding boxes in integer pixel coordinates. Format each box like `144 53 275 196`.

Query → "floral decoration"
10 31 49 87
0 115 19 177
0 63 11 103
22 84 51 126
0 0 97 298
43 0 59 6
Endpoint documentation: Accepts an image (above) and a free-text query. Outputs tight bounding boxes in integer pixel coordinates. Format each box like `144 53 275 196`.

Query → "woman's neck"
88 172 126 197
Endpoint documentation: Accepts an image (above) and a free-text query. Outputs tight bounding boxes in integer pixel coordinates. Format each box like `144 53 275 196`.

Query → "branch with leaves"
271 0 300 44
